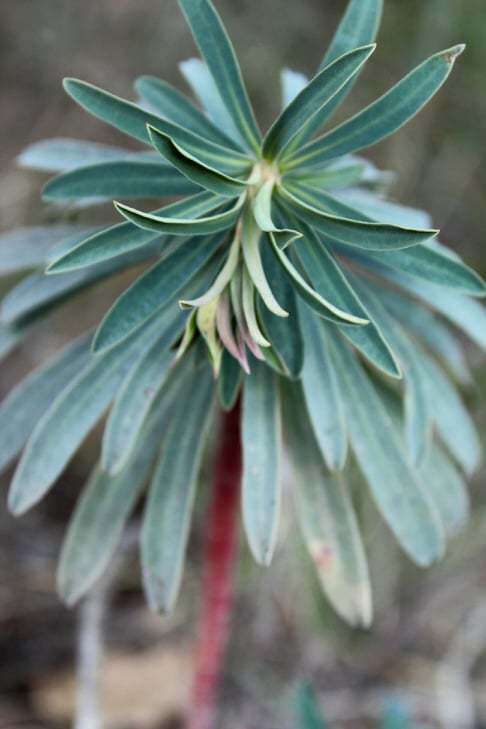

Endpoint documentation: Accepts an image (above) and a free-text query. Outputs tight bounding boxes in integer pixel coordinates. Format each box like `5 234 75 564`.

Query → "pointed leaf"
241 266 270 348
281 68 308 109
218 349 243 411
43 160 198 201
0 226 88 274
263 45 375 159
242 360 281 565
141 358 214 612
17 138 147 172
327 328 445 567
147 124 248 197
178 0 261 153
282 381 371 627
288 45 465 168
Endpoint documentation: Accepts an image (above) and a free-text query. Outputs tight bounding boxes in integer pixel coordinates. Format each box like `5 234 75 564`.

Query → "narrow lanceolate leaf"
268 232 366 326
93 235 224 352
218 349 243 411
279 185 438 251
420 447 470 538
147 125 248 197
377 288 472 384
0 333 92 475
241 205 288 317
333 187 433 228
142 359 214 613
47 191 222 273
135 75 243 150
263 44 375 160
291 223 370 325
258 242 304 379
8 315 164 516
114 193 244 236
180 232 240 308
179 58 246 147
298 305 347 470
422 354 481 476
242 360 281 565
287 45 465 169
0 226 88 274
101 309 185 474
327 329 445 567
241 266 270 348
338 313 402 380
282 382 371 628
0 323 30 364
178 0 261 154
43 160 198 201
281 68 308 108
17 138 144 172
57 411 167 605
309 0 383 132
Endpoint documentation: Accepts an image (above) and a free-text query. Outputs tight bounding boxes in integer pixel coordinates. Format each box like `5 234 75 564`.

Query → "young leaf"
0 333 92 475
278 185 438 251
287 45 465 168
327 328 445 567
179 58 246 147
141 358 214 612
241 266 270 348
178 0 261 153
282 382 371 628
93 235 224 353
47 191 222 273
147 124 248 197
298 305 348 470
180 231 240 309
57 409 168 605
262 44 375 160
114 193 244 236
8 315 166 516
101 308 185 474
43 160 198 201
242 360 282 565
135 75 243 151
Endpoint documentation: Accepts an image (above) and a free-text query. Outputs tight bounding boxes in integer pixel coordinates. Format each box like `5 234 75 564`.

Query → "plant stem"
187 402 242 729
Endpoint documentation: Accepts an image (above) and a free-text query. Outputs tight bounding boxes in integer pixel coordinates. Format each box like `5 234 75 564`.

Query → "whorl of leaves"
2 0 484 625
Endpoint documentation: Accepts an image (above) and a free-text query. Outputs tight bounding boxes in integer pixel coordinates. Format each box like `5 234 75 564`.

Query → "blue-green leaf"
242 360 281 566
279 185 438 251
288 45 465 168
141 357 214 612
263 44 375 160
114 193 244 236
17 138 149 173
47 191 222 273
93 235 224 353
135 75 243 151
420 447 470 539
0 226 88 274
280 68 308 109
178 0 261 154
147 125 248 197
43 160 198 201
218 349 243 411
327 329 445 567
295 683 329 729
0 333 92 475
298 304 347 470
282 382 371 627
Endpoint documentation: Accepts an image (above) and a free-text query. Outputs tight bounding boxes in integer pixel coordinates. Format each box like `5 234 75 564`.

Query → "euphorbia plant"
2 0 485 725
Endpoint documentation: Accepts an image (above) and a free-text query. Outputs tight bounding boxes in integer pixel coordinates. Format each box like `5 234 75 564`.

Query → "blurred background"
0 1 485 727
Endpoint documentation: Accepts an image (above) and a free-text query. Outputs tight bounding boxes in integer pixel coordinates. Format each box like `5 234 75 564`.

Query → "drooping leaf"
141 356 214 612
43 160 199 201
178 0 261 153
114 193 244 236
179 58 246 147
282 381 371 627
101 308 185 475
57 408 169 606
0 333 92 475
242 359 281 565
92 235 224 353
47 191 223 273
262 44 375 160
327 328 445 567
279 185 438 251
287 45 465 168
8 314 168 516
135 75 243 150
298 305 347 470
147 125 248 197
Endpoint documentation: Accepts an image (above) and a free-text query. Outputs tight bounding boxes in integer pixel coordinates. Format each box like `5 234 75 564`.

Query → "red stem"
187 401 242 729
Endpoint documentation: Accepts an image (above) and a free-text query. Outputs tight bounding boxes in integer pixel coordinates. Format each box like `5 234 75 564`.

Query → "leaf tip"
442 44 466 64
